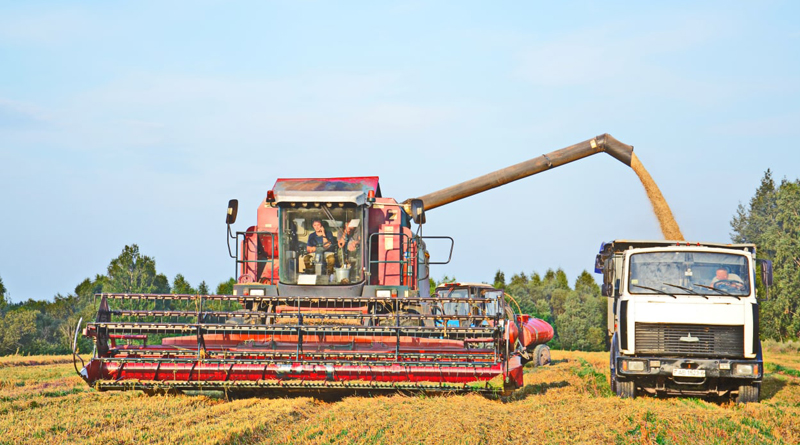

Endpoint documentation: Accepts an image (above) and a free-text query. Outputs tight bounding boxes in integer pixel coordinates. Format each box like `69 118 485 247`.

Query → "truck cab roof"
601 240 756 255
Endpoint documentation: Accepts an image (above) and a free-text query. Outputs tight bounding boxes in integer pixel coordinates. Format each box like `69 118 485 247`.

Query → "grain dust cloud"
630 153 685 241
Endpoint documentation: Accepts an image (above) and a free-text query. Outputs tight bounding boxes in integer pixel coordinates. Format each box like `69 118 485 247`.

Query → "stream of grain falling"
630 153 685 241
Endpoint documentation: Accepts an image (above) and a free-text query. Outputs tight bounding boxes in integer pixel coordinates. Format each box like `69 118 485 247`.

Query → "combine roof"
272 177 381 197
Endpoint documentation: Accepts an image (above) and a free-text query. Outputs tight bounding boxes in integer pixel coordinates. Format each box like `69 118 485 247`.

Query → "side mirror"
594 254 604 274
601 283 611 297
226 199 238 225
410 199 426 225
757 259 773 299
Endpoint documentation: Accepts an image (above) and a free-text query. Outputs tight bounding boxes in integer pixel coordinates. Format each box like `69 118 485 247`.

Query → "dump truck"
74 134 633 394
595 240 774 403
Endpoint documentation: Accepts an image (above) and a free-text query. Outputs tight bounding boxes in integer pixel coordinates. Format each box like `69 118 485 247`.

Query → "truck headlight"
622 360 646 372
733 363 757 376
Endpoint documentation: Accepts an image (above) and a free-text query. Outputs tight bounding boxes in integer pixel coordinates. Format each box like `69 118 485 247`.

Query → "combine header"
75 134 633 394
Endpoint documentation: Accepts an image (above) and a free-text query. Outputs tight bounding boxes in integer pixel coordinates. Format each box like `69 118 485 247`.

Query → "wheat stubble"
630 153 684 240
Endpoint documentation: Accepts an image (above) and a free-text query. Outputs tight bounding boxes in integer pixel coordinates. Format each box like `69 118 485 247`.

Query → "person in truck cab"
711 267 744 290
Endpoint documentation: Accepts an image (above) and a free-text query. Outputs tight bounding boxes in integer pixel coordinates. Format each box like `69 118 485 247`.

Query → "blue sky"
2 1 799 302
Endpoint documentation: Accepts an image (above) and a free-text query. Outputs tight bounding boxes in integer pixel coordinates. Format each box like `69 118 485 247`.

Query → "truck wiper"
662 282 708 299
692 284 742 299
630 284 677 298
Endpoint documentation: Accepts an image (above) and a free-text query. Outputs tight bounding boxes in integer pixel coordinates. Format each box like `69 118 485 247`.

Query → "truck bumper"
614 356 762 396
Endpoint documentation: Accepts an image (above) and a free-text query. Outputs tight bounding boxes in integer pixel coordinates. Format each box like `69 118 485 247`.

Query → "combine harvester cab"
77 134 634 395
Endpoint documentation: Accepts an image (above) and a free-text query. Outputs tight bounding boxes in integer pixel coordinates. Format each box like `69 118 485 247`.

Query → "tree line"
492 268 607 351
730 170 800 341
0 245 235 356
1 169 798 355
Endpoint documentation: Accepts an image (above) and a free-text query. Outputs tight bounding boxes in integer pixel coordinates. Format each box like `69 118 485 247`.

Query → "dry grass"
1 349 798 444
0 354 74 369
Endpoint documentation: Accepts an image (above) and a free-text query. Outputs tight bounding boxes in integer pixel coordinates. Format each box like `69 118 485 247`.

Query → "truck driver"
711 267 744 290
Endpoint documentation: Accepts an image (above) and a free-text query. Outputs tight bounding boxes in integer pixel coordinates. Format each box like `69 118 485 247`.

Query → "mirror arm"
226 224 236 259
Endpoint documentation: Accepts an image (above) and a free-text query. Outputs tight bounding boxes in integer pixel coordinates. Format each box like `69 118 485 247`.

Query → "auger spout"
405 133 633 212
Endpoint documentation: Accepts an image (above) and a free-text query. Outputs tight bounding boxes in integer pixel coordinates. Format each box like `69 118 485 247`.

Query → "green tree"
0 275 6 309
493 270 506 290
197 281 210 295
731 170 777 251
731 171 800 340
215 278 237 295
105 245 170 294
172 274 197 295
0 309 38 355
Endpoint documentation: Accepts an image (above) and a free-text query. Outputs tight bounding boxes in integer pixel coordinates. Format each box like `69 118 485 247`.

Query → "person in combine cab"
307 219 336 254
337 218 361 253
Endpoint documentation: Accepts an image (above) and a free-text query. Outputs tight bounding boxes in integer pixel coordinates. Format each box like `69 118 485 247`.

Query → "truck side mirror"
757 259 773 299
410 199 426 225
759 259 773 286
601 283 611 297
594 254 604 274
226 199 238 225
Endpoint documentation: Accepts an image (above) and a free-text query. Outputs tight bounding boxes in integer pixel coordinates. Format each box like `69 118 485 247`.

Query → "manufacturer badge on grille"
679 333 699 343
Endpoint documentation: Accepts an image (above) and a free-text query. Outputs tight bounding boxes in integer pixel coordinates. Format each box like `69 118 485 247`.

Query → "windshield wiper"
630 284 677 298
692 284 742 299
662 282 708 299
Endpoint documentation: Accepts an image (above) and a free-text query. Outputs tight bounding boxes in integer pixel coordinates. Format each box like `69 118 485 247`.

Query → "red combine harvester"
75 134 633 394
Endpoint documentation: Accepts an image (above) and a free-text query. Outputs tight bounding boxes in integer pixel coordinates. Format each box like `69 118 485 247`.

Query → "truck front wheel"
614 377 635 399
736 383 759 404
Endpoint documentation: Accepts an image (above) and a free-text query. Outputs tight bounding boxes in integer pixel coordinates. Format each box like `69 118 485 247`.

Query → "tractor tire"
615 377 636 399
533 344 551 367
736 383 760 404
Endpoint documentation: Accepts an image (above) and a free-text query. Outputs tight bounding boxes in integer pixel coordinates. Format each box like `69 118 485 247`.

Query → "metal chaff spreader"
75 134 633 394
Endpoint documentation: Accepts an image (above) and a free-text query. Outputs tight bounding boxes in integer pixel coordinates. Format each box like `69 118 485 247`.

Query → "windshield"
629 251 751 296
279 205 364 285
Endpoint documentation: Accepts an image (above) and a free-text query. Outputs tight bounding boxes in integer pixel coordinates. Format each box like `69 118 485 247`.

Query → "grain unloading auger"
76 134 633 394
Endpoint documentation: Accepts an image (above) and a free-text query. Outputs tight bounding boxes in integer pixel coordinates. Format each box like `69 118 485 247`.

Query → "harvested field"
1 349 798 444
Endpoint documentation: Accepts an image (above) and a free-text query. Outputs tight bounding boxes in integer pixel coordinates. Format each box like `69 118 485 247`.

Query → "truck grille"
634 323 744 358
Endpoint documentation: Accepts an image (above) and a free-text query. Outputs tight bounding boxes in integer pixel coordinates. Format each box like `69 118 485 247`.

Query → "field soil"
1 349 798 444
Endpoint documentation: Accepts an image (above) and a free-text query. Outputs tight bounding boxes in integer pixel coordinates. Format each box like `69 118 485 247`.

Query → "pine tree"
493 270 506 290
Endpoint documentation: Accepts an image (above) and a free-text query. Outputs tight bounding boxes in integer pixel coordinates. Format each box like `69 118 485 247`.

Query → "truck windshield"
629 251 750 296
279 205 364 285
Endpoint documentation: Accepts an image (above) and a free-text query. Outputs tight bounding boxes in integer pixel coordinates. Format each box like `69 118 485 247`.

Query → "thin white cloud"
0 9 92 46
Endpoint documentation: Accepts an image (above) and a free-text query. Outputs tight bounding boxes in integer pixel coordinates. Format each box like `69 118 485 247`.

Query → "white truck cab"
595 240 773 403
